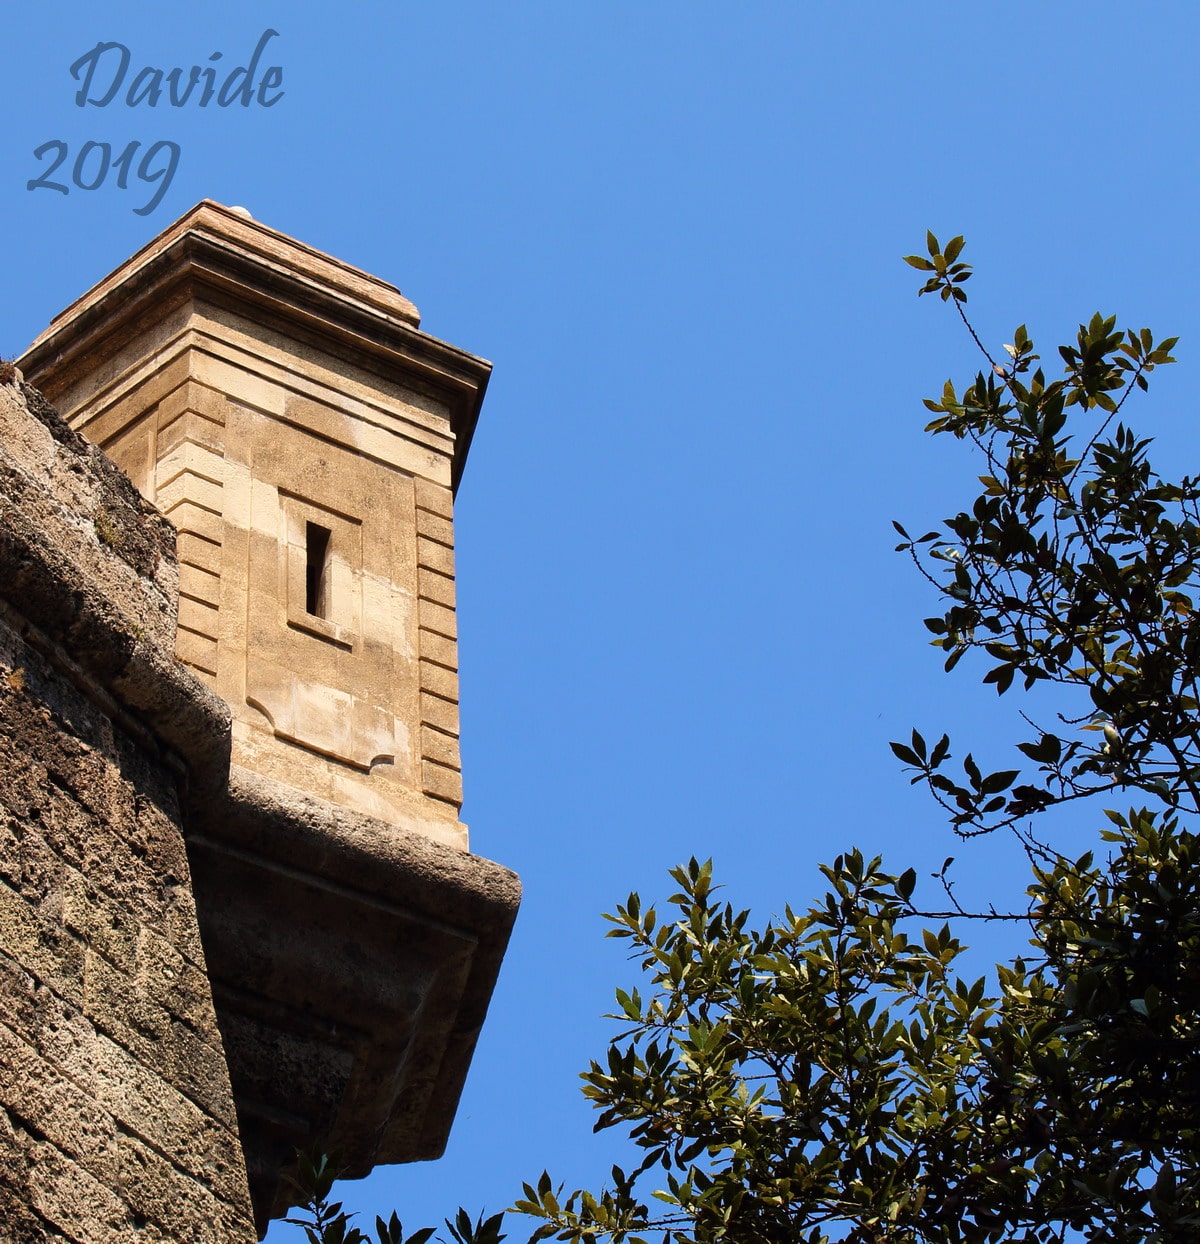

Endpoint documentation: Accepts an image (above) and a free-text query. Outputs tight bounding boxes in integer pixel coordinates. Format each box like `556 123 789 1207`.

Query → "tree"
294 237 1200 1242
511 238 1200 1242
285 1151 505 1244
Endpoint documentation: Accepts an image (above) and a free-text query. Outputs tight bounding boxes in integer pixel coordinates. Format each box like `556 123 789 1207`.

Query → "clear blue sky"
3 3 1199 1237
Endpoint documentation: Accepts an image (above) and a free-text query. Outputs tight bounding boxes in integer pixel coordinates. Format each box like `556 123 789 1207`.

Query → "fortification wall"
0 374 256 1242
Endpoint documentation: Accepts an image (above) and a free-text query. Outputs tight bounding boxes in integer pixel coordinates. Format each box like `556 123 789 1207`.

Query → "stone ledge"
188 765 521 1230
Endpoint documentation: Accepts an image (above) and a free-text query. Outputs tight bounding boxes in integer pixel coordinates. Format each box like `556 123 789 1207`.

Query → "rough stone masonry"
0 375 257 1241
1 205 521 1240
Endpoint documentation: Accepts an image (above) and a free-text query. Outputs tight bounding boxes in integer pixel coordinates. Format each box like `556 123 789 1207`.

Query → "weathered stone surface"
0 378 257 1242
9 204 521 1238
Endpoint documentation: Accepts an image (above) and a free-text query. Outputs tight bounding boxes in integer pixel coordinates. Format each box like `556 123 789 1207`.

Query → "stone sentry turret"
9 202 521 1237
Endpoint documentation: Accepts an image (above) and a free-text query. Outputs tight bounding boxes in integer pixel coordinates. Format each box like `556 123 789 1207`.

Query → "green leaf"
890 741 920 767
980 769 1019 795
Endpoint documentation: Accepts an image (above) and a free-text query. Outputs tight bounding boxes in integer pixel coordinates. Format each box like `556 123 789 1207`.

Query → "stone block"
414 476 454 519
417 537 455 577
419 660 459 703
4 1116 137 1244
175 627 219 678
422 760 464 806
421 725 461 771
419 567 456 610
0 879 86 1009
415 507 454 548
160 498 223 543
419 597 458 640
419 628 458 672
177 530 223 576
420 691 460 737
179 561 221 608
178 594 219 640
0 1023 121 1186
59 873 140 978
157 468 223 516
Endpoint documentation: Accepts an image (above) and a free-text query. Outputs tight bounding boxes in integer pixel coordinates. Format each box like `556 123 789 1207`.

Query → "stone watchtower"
9 202 520 1236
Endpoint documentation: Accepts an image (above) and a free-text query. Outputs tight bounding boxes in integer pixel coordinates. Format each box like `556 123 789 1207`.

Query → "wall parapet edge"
0 375 257 1242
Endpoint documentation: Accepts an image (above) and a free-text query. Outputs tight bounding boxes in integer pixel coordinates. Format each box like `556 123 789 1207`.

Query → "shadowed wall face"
0 380 257 1243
